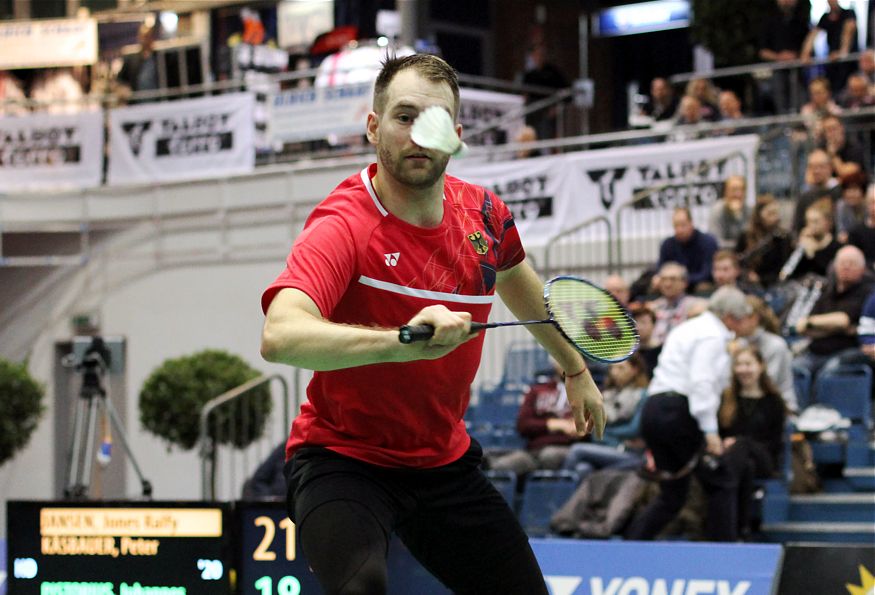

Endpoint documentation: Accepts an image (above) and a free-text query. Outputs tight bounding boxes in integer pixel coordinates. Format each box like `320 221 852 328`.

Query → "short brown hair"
713 249 739 267
373 54 460 119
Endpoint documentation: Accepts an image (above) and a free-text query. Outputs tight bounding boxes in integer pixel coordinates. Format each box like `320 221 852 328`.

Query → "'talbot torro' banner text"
269 83 523 145
0 110 103 191
108 93 255 186
450 134 759 247
0 18 98 69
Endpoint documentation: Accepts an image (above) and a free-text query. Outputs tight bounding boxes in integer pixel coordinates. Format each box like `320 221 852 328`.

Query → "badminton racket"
398 275 639 364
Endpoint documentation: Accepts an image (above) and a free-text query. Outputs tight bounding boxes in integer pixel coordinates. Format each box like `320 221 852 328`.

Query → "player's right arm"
261 288 475 370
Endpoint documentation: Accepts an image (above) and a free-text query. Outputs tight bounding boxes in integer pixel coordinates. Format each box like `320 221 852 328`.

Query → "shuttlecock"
411 106 468 157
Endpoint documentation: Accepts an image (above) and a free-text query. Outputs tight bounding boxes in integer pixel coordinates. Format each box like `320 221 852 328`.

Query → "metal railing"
542 215 613 278
199 373 290 501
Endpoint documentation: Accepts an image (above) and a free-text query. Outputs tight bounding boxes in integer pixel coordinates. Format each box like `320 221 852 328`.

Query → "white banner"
0 18 97 69
269 83 524 145
0 111 103 191
451 134 760 247
108 93 255 186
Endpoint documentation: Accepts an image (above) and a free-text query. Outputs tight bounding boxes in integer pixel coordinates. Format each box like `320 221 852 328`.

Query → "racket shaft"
398 320 551 343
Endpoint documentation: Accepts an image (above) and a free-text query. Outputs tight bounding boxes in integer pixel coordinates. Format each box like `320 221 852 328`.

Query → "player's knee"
328 558 387 595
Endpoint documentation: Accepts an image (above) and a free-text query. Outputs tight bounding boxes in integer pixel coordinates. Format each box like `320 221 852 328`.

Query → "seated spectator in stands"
800 77 842 138
604 274 631 307
630 304 660 377
685 78 720 122
855 49 875 89
819 115 867 180
117 24 160 103
30 68 85 114
641 77 679 122
847 184 875 265
241 442 287 500
708 175 751 248
793 245 874 378
671 96 705 141
837 74 875 110
658 207 719 291
561 355 649 476
785 199 841 281
486 363 586 477
793 149 842 234
513 125 541 159
734 295 798 412
0 70 27 116
648 262 708 347
718 346 787 537
757 0 809 114
718 90 744 122
800 0 858 94
737 194 794 290
836 171 869 243
712 250 758 295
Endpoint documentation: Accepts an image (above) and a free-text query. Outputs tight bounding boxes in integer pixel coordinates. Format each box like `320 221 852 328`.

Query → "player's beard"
377 142 450 190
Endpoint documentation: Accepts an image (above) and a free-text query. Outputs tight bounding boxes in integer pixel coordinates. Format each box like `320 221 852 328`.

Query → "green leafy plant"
139 349 271 450
690 0 781 68
0 358 45 465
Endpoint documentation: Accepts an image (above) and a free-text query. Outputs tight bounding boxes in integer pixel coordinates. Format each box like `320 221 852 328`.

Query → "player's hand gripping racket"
398 276 639 363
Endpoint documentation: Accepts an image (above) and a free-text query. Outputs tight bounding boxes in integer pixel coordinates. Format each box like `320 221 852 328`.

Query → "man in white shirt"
626 286 751 542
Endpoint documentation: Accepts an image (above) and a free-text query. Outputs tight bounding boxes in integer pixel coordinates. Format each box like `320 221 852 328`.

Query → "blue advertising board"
532 539 782 595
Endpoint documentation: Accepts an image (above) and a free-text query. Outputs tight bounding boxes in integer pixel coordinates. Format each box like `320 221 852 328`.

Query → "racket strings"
547 279 638 362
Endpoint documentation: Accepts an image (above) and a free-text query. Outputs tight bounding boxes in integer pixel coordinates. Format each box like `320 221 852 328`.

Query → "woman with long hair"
736 194 793 289
719 346 787 537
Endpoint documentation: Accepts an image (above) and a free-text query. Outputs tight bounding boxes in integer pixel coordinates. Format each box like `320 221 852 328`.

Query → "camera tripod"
64 350 152 499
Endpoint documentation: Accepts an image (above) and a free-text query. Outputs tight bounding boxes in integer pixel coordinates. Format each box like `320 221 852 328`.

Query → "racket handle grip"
398 323 487 343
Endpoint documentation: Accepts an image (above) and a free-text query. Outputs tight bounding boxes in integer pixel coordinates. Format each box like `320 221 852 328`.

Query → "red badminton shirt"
262 164 525 468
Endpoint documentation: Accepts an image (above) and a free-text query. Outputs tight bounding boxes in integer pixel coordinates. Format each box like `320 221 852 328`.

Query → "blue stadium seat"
792 365 812 410
517 470 581 537
498 341 551 391
813 364 873 439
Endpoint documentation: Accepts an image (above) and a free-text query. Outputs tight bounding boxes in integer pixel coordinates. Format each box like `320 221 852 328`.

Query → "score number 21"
252 516 301 595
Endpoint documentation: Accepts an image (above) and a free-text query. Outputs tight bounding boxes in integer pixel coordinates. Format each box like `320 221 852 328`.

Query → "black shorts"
284 439 548 595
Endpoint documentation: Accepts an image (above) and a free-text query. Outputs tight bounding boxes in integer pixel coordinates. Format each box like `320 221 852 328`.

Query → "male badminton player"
261 54 605 595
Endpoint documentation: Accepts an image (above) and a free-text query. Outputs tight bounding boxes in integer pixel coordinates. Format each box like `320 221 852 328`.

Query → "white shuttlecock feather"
411 106 468 157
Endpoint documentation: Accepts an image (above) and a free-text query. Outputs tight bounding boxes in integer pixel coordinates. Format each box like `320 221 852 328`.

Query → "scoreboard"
7 501 232 595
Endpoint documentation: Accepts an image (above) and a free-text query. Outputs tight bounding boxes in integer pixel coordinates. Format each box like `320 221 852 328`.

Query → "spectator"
735 295 798 413
855 49 875 88
657 207 720 291
847 184 875 265
793 149 841 234
487 363 585 476
671 95 705 141
647 262 708 347
718 90 745 121
513 125 542 159
793 245 874 378
0 70 27 116
836 171 869 243
641 77 679 122
718 347 787 537
520 42 569 142
800 0 858 93
758 0 810 114
685 78 720 122
117 24 160 103
785 199 841 281
561 355 650 476
800 77 842 138
712 250 758 295
630 304 661 377
737 195 794 289
708 175 751 248
625 287 753 543
820 115 867 180
241 443 287 500
604 274 631 307
30 68 85 114
837 74 875 110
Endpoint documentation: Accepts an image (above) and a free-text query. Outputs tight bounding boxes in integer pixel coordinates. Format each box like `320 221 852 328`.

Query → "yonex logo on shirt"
384 252 400 266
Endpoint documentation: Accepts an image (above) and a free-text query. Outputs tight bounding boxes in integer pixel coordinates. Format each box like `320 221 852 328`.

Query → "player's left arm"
496 260 606 438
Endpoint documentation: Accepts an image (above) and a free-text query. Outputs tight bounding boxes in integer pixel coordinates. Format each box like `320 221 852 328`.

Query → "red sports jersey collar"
359 165 448 219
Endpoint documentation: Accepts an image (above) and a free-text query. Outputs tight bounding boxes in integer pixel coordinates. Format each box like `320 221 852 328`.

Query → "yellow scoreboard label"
40 508 223 537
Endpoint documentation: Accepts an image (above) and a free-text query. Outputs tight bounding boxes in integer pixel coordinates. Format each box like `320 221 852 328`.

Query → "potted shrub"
0 358 45 466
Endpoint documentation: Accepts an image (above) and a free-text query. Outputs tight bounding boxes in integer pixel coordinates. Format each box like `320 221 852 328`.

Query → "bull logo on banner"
586 167 627 211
